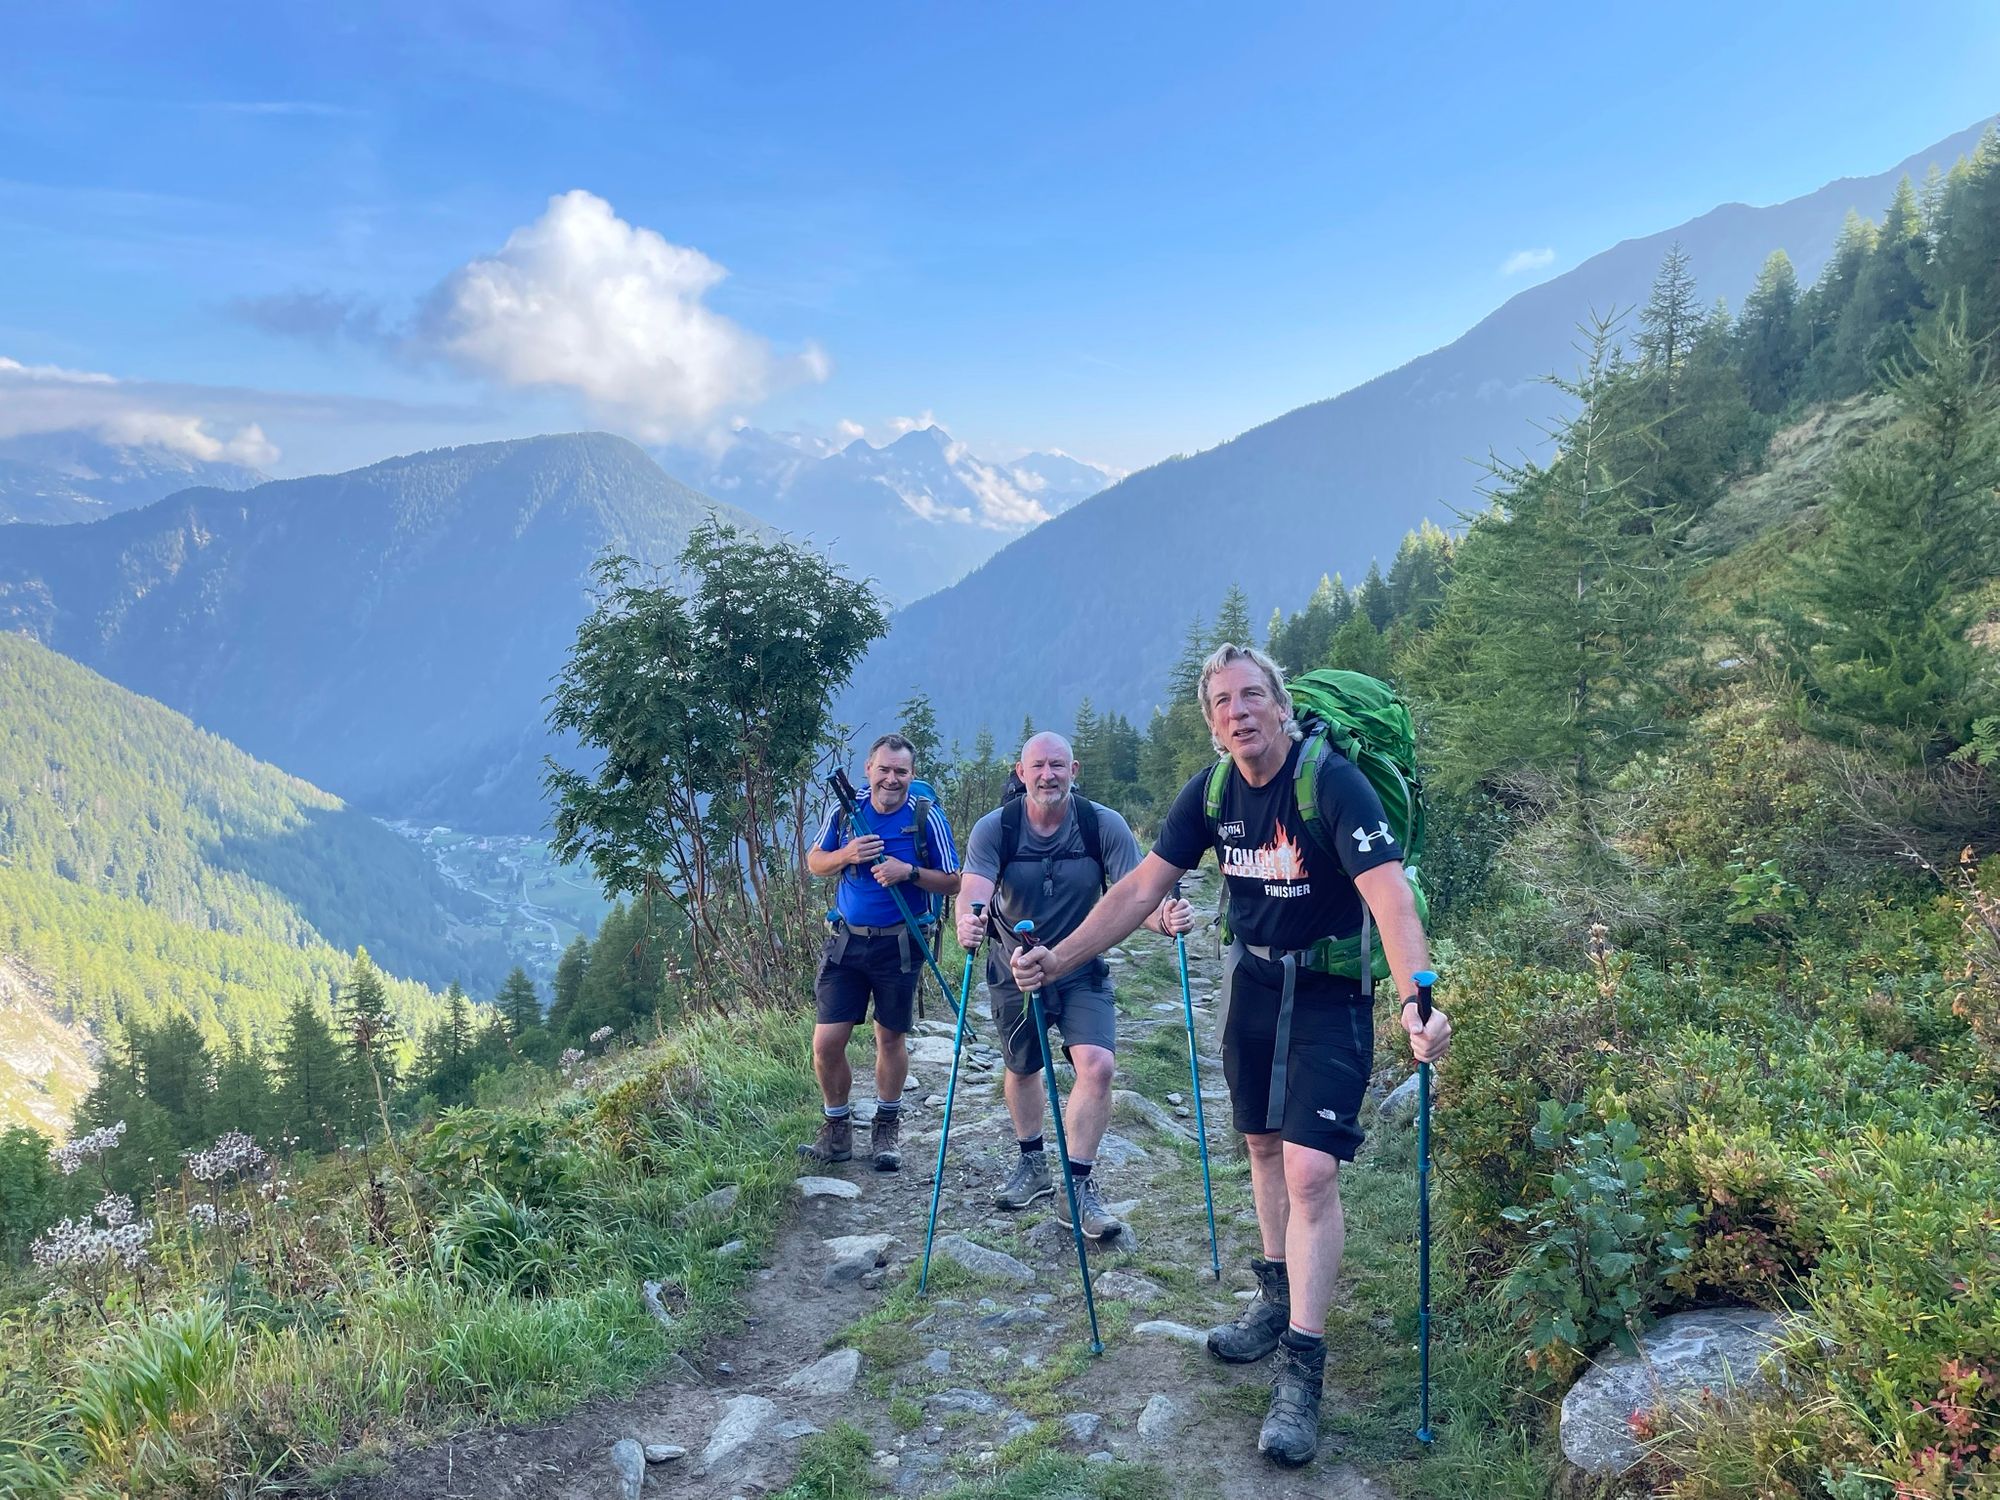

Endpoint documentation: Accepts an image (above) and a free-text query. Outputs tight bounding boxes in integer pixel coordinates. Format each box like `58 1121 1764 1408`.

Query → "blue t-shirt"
815 793 960 927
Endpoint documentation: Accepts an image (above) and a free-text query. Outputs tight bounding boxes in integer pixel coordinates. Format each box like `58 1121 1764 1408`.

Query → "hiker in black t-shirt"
1011 644 1451 1469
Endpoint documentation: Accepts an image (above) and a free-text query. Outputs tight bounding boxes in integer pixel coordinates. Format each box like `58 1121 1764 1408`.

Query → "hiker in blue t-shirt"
801 733 961 1173
1011 645 1451 1470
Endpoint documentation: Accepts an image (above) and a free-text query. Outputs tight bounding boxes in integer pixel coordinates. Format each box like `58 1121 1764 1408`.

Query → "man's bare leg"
811 1021 856 1107
1061 1044 1114 1160
1279 1143 1344 1334
1244 1130 1290 1257
873 1023 909 1099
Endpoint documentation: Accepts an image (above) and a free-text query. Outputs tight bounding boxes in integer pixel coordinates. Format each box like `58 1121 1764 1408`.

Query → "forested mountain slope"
0 433 759 830
841 117 1996 745
0 634 498 1127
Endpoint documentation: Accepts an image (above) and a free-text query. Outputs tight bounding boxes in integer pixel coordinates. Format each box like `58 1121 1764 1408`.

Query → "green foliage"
69 1300 239 1483
1497 1101 1695 1380
0 1128 72 1261
431 1187 563 1294
546 522 885 1007
1774 312 2000 764
777 1421 873 1500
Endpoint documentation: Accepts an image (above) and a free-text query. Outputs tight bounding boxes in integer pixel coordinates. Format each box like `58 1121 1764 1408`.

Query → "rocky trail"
335 877 1435 1500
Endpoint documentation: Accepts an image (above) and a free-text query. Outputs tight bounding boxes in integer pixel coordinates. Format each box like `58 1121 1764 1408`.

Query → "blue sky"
3 1 1996 477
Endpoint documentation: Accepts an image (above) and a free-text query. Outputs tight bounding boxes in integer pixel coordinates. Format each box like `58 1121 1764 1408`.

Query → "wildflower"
95 1193 135 1228
559 1047 585 1075
185 1129 268 1183
589 1025 614 1045
49 1121 126 1175
188 1203 218 1228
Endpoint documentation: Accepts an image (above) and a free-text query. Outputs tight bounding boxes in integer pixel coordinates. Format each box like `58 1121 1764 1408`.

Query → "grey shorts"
986 955 1117 1074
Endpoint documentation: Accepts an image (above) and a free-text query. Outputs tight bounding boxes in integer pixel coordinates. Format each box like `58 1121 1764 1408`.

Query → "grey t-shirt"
964 796 1142 953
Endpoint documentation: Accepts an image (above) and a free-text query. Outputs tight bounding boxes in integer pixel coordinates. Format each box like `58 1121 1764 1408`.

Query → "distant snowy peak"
0 432 265 524
653 424 1119 602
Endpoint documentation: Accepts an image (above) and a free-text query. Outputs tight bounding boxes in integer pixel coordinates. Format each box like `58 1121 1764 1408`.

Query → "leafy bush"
431 1188 564 1295
1495 1100 1694 1380
1656 1119 1821 1304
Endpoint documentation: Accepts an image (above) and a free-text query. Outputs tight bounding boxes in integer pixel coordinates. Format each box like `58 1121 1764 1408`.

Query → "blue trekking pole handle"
1015 919 1103 1356
829 770 960 1015
1413 966 1436 1445
920 901 982 1296
1173 880 1221 1281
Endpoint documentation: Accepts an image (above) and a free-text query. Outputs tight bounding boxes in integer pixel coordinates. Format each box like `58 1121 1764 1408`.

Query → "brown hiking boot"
1208 1257 1290 1363
870 1109 902 1172
797 1113 853 1164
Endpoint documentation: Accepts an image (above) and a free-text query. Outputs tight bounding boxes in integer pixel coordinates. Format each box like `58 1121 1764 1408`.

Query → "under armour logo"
1352 821 1396 853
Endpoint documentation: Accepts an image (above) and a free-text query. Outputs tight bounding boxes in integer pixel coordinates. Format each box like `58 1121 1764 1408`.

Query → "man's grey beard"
1030 787 1068 808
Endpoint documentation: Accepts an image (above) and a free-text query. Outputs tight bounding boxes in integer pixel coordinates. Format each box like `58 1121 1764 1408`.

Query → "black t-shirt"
1154 739 1401 951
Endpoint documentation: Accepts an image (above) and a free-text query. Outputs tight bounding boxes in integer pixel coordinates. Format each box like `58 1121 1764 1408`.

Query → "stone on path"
692 1183 740 1220
1560 1307 1786 1476
1093 1271 1163 1306
926 1387 1002 1416
921 1348 951 1375
1092 1130 1152 1168
609 1438 646 1499
1025 1218 1070 1254
772 1419 822 1441
1166 1092 1184 1106
1109 1090 1194 1143
906 1036 961 1067
933 1233 1036 1285
1060 1412 1103 1445
640 1280 675 1330
701 1394 778 1472
794 1176 861 1200
822 1233 896 1285
783 1347 862 1398
1136 1393 1183 1444
1133 1320 1208 1347
643 1444 686 1464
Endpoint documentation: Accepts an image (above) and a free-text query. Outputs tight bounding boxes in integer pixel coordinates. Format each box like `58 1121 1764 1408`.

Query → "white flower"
94 1193 135 1228
49 1121 126 1176
558 1047 585 1075
589 1026 614 1045
185 1130 268 1183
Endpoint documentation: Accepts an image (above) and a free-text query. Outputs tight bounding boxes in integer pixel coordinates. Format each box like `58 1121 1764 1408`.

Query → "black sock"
1281 1326 1325 1358
874 1098 901 1116
824 1104 851 1120
1068 1160 1093 1181
1018 1135 1045 1156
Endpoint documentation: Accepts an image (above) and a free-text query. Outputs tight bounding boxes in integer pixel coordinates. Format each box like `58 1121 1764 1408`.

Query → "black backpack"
993 788 1107 898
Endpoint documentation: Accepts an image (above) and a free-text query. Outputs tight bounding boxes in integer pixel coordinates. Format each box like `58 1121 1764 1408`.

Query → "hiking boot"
1055 1174 1126 1239
870 1109 902 1172
1208 1257 1290 1363
796 1113 853 1165
1258 1337 1325 1467
992 1151 1053 1209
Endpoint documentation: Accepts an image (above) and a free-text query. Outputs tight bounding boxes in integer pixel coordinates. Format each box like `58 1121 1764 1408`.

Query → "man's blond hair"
1197 642 1303 754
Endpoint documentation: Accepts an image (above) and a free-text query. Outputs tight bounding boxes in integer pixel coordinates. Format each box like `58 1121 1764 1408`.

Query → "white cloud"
885 410 938 437
421 189 826 441
0 356 280 466
836 418 866 443
1500 247 1557 277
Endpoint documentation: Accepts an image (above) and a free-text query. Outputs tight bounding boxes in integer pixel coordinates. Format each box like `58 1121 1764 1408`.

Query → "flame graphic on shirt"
1221 818 1308 882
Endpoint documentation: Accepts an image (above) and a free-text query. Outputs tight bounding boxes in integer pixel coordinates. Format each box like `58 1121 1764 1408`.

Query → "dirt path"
335 877 1430 1500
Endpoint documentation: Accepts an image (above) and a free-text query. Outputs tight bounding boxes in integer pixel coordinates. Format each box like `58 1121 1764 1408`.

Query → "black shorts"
987 955 1117 1075
1220 946 1374 1159
813 931 920 1032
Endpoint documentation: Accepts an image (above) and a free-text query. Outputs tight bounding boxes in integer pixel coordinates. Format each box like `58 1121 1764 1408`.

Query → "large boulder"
1560 1307 1786 1479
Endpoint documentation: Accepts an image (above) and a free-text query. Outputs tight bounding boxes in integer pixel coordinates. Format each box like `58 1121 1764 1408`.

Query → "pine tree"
275 994 346 1149
1737 250 1805 414
1325 610 1390 679
1211 585 1253 648
1166 615 1208 702
1802 212 1880 398
1927 129 2000 337
1776 314 2000 761
1410 313 1694 842
546 939 588 1038
337 948 398 1135
1387 525 1453 630
1071 697 1101 772
1832 176 1931 390
1356 561 1394 632
1018 713 1036 751
898 688 941 771
496 967 542 1037
210 1039 276 1142
1635 242 1701 401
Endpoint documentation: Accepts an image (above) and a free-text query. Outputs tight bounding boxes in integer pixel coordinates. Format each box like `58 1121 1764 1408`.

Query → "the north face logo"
1351 821 1396 853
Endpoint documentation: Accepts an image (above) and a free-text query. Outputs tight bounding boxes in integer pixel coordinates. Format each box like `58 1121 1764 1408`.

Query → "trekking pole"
1172 881 1221 1282
920 901 983 1296
1413 967 1437 1445
1015 919 1103 1356
828 769 960 1015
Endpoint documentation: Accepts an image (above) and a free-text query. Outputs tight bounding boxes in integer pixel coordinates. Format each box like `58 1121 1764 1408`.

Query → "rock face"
1560 1307 1787 1476
1133 1320 1209 1347
609 1438 646 1499
1136 1393 1183 1444
1093 1271 1164 1306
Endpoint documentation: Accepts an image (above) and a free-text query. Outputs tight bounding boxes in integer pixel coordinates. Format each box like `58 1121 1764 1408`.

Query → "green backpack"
1203 668 1429 989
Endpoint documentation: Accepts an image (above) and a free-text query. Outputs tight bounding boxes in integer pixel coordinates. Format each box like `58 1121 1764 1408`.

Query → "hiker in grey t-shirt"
955 731 1194 1239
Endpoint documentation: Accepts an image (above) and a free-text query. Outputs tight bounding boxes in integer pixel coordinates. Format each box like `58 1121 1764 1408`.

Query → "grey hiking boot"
1258 1336 1325 1466
796 1113 853 1165
1208 1257 1290 1363
1056 1174 1126 1239
992 1151 1054 1209
870 1109 902 1172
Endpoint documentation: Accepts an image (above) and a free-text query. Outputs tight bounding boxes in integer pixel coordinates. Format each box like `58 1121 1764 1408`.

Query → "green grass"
776 1422 874 1500
936 1451 1173 1499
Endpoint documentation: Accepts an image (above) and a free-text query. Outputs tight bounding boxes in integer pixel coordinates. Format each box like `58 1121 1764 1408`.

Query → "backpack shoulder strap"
1074 797 1107 893
908 794 932 869
1202 758 1230 829
1293 726 1337 857
995 796 1026 884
